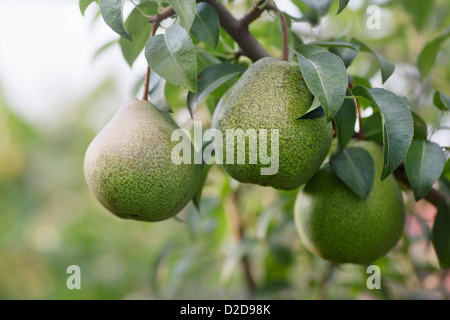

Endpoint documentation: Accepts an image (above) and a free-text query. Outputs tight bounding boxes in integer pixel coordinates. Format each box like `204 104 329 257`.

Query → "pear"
84 100 201 222
211 57 332 190
294 140 405 264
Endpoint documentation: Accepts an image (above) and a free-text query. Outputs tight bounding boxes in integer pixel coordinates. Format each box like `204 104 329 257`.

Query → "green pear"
294 140 405 264
211 57 332 190
84 100 201 222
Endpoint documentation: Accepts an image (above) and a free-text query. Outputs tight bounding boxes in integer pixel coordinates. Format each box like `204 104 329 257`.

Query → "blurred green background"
0 0 449 299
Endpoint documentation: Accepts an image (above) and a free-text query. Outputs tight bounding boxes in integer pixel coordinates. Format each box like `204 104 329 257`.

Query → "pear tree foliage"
82 0 450 278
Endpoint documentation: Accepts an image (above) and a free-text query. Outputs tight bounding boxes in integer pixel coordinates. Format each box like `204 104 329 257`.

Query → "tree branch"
227 189 256 298
145 4 449 209
148 6 175 25
148 1 273 61
240 0 275 28
198 0 270 61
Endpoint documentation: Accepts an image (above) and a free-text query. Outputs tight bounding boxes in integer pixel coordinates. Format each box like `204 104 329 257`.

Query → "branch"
241 1 288 61
198 0 270 61
148 1 273 61
240 0 275 28
227 188 256 298
394 163 449 208
148 6 175 25
144 5 450 208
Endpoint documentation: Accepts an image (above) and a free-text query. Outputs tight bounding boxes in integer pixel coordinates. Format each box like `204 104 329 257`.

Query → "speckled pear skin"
294 140 405 264
84 100 201 222
211 57 332 190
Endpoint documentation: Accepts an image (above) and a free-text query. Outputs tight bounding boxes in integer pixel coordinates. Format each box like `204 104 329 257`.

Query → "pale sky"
0 0 137 127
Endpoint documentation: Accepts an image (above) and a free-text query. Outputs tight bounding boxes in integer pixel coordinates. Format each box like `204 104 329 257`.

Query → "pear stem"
142 23 159 101
269 2 289 61
278 8 289 62
349 83 364 141
142 67 151 101
240 0 272 27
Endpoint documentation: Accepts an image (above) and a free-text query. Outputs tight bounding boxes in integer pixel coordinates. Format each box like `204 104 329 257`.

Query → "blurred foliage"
0 0 449 300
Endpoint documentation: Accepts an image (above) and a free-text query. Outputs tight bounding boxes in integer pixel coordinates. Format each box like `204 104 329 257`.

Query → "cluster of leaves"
81 0 450 271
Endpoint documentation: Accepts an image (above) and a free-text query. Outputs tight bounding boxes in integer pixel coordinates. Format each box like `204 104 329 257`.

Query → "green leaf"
331 147 375 199
297 51 348 121
119 2 157 67
405 140 445 201
352 86 414 180
187 63 245 116
80 0 98 16
312 41 359 51
289 33 305 61
291 0 310 15
297 96 322 119
311 41 360 68
93 39 118 60
439 159 450 196
292 0 332 25
400 0 434 31
411 111 428 140
193 161 213 213
310 40 360 68
145 25 197 92
298 106 325 120
432 201 450 269
296 44 328 58
209 74 240 99
440 177 450 196
99 0 132 41
433 91 450 111
352 76 371 89
443 159 450 180
149 72 172 113
337 0 350 14
329 46 358 68
167 0 196 32
418 31 450 78
440 160 450 195
197 50 221 72
190 3 219 50
256 199 287 239
149 242 177 294
362 112 383 145
334 92 356 153
352 38 395 84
